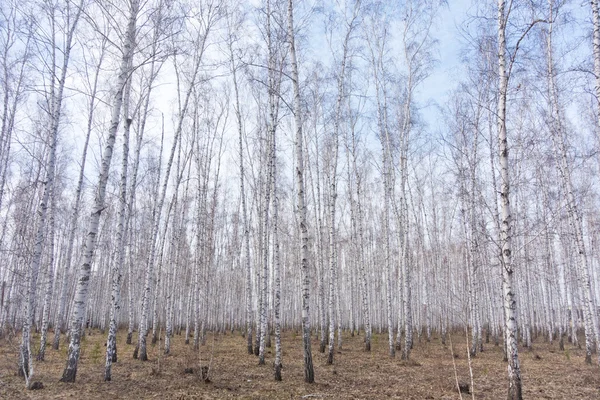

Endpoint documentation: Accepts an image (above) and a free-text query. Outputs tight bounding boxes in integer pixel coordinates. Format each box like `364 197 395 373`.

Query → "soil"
1 329 599 399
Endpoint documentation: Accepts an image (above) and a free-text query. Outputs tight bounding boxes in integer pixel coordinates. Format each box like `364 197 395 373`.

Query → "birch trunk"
60 0 137 382
259 0 275 366
258 135 272 365
36 189 56 362
126 29 162 345
400 187 412 360
545 3 600 363
227 17 253 355
326 166 337 364
272 103 282 381
497 0 522 396
352 122 371 351
125 124 144 346
325 1 359 362
0 13 31 259
53 35 101 351
383 136 395 357
288 0 314 383
104 72 133 380
592 0 600 140
165 158 192 354
138 12 213 359
307 123 326 353
20 0 83 382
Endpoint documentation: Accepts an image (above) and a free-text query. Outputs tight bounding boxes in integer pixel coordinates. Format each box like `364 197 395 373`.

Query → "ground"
1 328 599 399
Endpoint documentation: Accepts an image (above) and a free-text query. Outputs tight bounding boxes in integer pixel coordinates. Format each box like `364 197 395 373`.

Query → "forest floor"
1 328 599 399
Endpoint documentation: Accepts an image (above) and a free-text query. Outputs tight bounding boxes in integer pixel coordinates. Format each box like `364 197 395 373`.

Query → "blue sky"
417 0 470 133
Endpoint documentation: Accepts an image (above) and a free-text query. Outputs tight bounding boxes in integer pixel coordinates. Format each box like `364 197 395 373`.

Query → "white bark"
125 25 163 344
306 112 326 353
138 7 215 359
53 35 102 351
259 0 276 366
104 69 133 380
36 188 56 362
497 0 522 396
350 117 371 351
0 10 30 234
288 0 314 383
60 0 137 382
592 0 600 138
272 98 282 381
545 3 600 363
20 0 83 383
326 0 359 363
227 13 253 355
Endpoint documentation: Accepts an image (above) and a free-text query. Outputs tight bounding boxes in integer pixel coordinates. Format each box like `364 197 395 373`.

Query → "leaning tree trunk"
52 36 100 351
20 0 83 383
60 0 137 383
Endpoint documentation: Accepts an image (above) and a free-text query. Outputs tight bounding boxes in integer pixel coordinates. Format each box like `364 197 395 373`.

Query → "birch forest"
2 0 600 398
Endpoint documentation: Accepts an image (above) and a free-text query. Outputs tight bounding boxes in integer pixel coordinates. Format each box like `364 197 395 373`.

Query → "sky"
416 0 470 134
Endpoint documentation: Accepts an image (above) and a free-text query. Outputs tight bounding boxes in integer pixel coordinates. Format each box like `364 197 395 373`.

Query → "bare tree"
19 0 83 385
60 0 138 382
497 0 524 396
288 0 314 384
104 49 134 381
324 0 361 365
225 2 254 355
545 0 600 364
36 185 56 362
137 0 222 361
52 32 105 352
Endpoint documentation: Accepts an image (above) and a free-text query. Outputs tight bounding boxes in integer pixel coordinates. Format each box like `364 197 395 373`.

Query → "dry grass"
1 328 599 399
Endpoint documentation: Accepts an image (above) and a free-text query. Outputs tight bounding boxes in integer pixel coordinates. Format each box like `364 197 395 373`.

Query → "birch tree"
52 32 105 352
60 0 138 382
365 7 395 357
545 0 600 364
258 0 278 366
36 186 56 362
325 0 361 365
19 0 83 384
592 0 600 139
497 0 528 396
0 3 32 244
104 54 134 381
288 0 314 383
225 3 254 355
124 1 167 344
271 76 282 381
137 0 222 361
396 0 438 360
